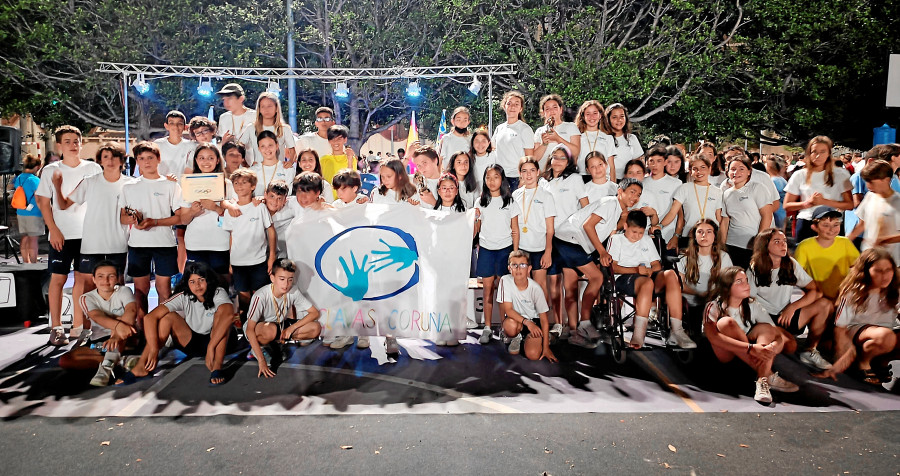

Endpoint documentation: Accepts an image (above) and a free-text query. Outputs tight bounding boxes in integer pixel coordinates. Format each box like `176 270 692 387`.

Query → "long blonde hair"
804 135 835 187
254 92 285 139
838 247 900 314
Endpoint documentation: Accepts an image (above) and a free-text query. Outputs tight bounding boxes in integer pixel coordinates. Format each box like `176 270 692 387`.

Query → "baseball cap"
216 83 245 96
811 206 842 221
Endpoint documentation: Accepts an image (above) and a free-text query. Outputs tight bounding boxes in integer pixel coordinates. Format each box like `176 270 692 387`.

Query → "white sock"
578 320 592 329
102 351 120 367
670 319 684 332
53 326 64 331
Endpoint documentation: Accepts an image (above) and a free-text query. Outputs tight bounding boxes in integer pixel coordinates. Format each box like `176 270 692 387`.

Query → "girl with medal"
512 156 556 321
575 100 613 180
659 155 724 249
251 130 296 197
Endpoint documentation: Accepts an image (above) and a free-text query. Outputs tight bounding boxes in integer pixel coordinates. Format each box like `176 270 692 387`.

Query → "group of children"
15 90 899 405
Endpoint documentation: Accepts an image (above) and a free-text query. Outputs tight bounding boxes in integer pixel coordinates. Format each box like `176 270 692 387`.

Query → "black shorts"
48 239 83 275
552 237 594 270
525 248 559 275
771 307 805 335
79 253 127 276
128 246 178 278
615 272 660 296
232 261 269 293
186 249 231 276
177 328 238 358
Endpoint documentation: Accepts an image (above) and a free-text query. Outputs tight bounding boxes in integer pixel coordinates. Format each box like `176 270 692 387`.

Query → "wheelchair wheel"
674 349 694 364
611 333 627 364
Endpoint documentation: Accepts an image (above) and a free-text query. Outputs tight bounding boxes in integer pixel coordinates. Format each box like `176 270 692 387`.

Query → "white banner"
286 204 475 339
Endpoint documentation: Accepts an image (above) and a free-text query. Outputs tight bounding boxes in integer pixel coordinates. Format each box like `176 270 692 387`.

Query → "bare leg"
796 298 833 349
548 274 562 325
47 273 67 328
856 327 897 369
654 270 683 321
482 276 497 328
72 272 92 330
155 275 172 304
577 263 603 328
562 269 580 328
132 275 151 315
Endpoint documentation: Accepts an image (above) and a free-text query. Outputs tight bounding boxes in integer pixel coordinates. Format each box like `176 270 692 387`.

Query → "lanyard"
693 183 710 219
271 285 287 328
522 187 538 233
585 130 601 153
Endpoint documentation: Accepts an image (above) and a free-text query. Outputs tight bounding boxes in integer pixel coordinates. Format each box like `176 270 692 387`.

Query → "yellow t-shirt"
794 236 860 300
319 154 351 199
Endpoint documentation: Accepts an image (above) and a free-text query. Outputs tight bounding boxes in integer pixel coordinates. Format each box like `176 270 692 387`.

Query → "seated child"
816 248 900 385
245 259 321 378
118 261 236 386
608 210 696 349
499 251 557 361
794 206 859 302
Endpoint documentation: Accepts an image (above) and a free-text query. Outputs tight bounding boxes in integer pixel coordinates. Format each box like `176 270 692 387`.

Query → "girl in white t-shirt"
370 158 420 206
784 135 853 241
238 92 298 166
704 266 799 404
664 145 688 183
817 248 900 384
475 164 519 345
677 220 733 327
251 130 296 197
296 148 334 201
696 143 725 187
660 155 724 249
446 151 478 209
532 94 581 170
471 129 497 192
575 100 613 178
748 228 835 371
433 173 466 213
603 103 644 181
720 155 774 268
583 152 617 203
492 91 534 190
513 156 556 325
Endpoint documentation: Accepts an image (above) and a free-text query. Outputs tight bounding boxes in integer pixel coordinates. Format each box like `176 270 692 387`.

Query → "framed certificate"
181 173 226 202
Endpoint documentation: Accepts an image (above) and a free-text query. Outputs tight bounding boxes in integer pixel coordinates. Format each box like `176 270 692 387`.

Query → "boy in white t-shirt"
499 251 557 361
224 168 277 316
608 210 696 350
262 180 294 259
299 107 336 158
79 261 138 386
411 146 442 208
215 83 255 143
119 141 185 316
35 125 102 346
331 168 369 208
849 160 900 264
437 107 472 161
153 111 196 179
245 259 321 378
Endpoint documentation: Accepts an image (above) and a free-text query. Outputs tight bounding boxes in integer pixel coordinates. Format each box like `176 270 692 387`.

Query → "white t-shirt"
677 251 733 306
438 133 470 161
154 137 197 179
748 258 812 315
708 173 726 188
472 152 497 191
268 204 296 259
251 161 296 197
223 201 273 266
217 109 256 140
607 133 643 179
706 300 776 335
722 181 770 249
492 120 534 178
238 123 298 167
639 175 681 241
331 194 367 209
369 188 420 205
497 274 549 322
855 191 900 264
672 182 724 236
79 286 134 319
608 233 660 268
557 196 622 253
247 284 313 324
584 181 618 203
70 173 134 254
184 181 236 252
533 122 580 170
513 186 556 252
785 168 852 220
542 174 587 222
417 176 440 209
35 159 102 239
835 293 900 329
476 196 515 249
299 132 332 159
721 168 780 206
163 287 231 335
119 176 185 248
578 130 615 175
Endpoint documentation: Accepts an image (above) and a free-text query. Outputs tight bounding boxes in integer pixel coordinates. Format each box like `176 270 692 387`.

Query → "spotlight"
468 76 482 96
334 81 350 99
197 77 213 97
133 74 150 95
266 80 281 97
406 80 421 98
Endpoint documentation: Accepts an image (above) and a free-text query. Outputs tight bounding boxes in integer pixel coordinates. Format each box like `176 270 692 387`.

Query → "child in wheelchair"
608 210 697 349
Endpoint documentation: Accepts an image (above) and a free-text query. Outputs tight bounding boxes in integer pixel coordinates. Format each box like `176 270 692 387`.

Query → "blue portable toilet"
874 124 896 146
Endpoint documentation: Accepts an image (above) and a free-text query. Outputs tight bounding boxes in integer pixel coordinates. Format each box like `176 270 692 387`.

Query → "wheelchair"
591 229 695 364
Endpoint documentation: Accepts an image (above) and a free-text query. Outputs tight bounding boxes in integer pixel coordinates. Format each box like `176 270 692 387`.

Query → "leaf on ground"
739 444 749 448
136 459 142 462
96 418 106 422
374 450 380 455
663 462 672 469
100 441 110 446
668 444 677 453
206 447 215 452
340 445 353 450
544 447 553 454
716 454 726 458
116 423 124 427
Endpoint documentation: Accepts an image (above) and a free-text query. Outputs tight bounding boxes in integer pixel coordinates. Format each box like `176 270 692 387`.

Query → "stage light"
468 76 482 96
266 80 281 97
334 81 350 99
197 77 213 97
133 74 150 95
406 80 421 98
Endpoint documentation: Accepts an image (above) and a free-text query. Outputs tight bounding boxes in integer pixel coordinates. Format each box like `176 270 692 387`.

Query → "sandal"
114 370 153 386
860 368 881 385
209 369 225 387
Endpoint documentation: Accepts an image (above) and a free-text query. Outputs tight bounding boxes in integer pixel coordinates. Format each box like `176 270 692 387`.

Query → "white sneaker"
90 364 114 387
754 377 772 404
465 318 479 329
579 324 602 341
799 349 832 370
329 335 354 350
550 323 563 338
508 334 522 355
767 372 799 393
666 328 698 349
385 337 400 354
356 336 370 349
479 327 492 344
443 338 459 347
322 335 336 347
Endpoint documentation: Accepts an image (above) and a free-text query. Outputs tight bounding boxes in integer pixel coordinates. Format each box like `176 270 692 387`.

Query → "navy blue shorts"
232 261 269 293
49 239 83 275
614 272 659 296
526 248 560 276
476 245 513 278
186 249 231 276
79 253 127 276
552 237 594 270
127 246 178 278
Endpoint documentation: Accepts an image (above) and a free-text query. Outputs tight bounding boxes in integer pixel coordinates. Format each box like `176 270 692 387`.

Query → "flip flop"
209 369 225 387
114 370 153 386
861 368 882 385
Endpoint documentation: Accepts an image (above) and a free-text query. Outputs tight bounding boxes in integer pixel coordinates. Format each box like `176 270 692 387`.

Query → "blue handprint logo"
315 226 420 301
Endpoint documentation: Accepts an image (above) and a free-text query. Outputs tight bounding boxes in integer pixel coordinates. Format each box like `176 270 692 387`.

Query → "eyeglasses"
508 263 529 269
194 128 213 135
439 186 458 192
315 117 334 122
551 156 568 161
